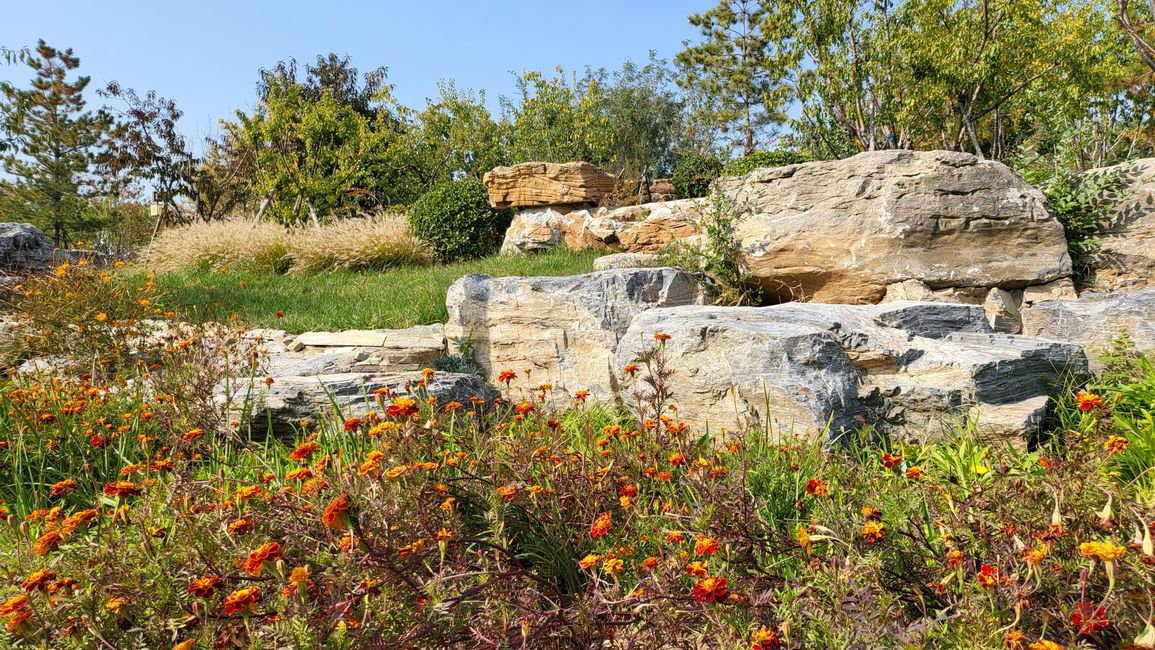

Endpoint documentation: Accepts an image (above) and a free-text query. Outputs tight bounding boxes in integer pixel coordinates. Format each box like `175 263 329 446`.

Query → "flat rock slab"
484 161 615 209
1020 289 1155 368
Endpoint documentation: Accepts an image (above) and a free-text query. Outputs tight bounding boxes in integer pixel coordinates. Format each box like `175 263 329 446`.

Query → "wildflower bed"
0 263 1153 649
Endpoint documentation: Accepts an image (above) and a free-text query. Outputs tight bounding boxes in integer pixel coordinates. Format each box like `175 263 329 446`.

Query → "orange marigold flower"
0 595 28 617
244 542 283 577
668 452 687 467
1022 545 1048 566
882 452 903 469
1027 640 1064 650
692 575 729 603
1075 391 1105 411
105 596 129 615
654 333 672 342
60 509 97 533
102 481 142 498
905 466 925 480
285 467 314 482
21 569 56 592
49 479 78 497
623 364 640 375
235 485 262 502
1104 435 1130 455
496 484 518 501
805 478 829 497
578 553 601 569
181 428 204 442
666 531 686 544
434 527 454 542
222 587 262 615
861 520 886 544
946 549 966 569
1004 630 1027 650
751 627 781 650
288 440 320 461
322 494 351 530
686 560 709 576
641 556 660 571
694 536 721 557
188 575 224 599
497 370 517 384
603 558 625 575
590 512 613 538
343 417 362 432
32 531 64 556
387 397 420 418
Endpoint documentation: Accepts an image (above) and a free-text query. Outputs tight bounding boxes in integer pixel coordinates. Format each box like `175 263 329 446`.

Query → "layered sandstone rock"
483 162 615 209
716 150 1071 303
1020 289 1155 368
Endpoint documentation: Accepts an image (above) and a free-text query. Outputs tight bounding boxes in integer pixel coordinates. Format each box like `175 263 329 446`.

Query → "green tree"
501 68 615 166
676 0 792 156
0 40 110 245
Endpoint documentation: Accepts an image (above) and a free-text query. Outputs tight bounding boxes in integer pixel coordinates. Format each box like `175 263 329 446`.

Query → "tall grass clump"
140 213 431 276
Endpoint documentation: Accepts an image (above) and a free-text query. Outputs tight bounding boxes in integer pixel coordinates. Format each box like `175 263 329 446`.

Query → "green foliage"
666 192 761 306
1040 168 1125 283
671 154 723 199
501 68 615 166
675 0 791 155
722 149 807 176
0 40 111 245
431 336 486 377
407 180 511 262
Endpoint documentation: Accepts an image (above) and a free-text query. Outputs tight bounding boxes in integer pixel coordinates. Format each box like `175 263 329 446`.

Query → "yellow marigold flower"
578 554 600 569
603 558 624 575
862 520 887 543
1104 435 1130 455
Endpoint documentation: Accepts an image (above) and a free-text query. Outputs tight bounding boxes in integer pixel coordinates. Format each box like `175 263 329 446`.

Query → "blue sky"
2 1 705 148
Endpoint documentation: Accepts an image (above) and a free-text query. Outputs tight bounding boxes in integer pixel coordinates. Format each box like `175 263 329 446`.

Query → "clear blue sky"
2 0 705 150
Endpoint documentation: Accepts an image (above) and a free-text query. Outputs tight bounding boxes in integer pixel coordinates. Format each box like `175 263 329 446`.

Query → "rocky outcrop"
593 252 665 272
615 302 1085 442
717 150 1071 303
1085 159 1155 290
1020 289 1155 368
500 152 1071 306
484 162 615 210
444 267 704 395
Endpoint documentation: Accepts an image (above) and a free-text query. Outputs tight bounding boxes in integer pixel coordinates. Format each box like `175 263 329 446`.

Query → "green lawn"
134 247 601 333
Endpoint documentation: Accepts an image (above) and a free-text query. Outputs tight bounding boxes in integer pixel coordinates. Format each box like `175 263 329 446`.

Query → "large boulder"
1086 158 1155 290
0 223 56 272
444 267 704 396
716 150 1072 303
1020 289 1155 368
500 199 700 255
614 302 1087 443
484 162 615 210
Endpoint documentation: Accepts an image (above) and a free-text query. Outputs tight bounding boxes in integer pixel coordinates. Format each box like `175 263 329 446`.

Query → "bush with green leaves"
407 180 512 261
1040 168 1125 283
722 149 808 177
671 154 722 199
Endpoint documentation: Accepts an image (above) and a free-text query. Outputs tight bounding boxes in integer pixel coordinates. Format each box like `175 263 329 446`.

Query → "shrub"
722 149 808 177
407 180 512 261
671 154 723 199
1040 168 1125 285
665 193 761 306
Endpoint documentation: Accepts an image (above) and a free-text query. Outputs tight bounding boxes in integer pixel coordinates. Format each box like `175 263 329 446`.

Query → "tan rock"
716 150 1072 303
982 288 1022 334
1021 278 1078 306
484 162 615 209
1089 159 1155 289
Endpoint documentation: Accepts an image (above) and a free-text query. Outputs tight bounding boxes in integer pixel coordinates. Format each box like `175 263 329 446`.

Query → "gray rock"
0 223 55 272
241 371 498 440
592 252 665 272
444 267 705 396
1020 289 1155 368
1086 159 1155 289
614 301 1086 443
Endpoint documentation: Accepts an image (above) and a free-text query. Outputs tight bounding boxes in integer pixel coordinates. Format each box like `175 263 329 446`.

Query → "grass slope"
133 247 601 333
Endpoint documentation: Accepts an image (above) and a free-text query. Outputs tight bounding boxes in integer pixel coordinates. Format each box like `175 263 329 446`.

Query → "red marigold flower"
322 494 351 530
641 556 660 571
590 512 613 538
623 364 640 376
289 440 320 461
1072 602 1109 636
751 626 781 650
805 478 829 497
102 481 142 498
244 542 283 577
497 370 517 384
343 417 362 432
976 565 999 589
188 575 223 599
694 536 721 557
686 560 709 576
946 549 966 570
49 479 78 497
692 575 729 603
222 587 262 615
668 452 687 467
514 402 534 414
882 452 903 469
386 397 419 418
1075 391 1105 411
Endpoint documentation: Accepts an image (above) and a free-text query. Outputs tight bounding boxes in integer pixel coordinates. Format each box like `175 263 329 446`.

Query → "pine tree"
1 40 109 245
